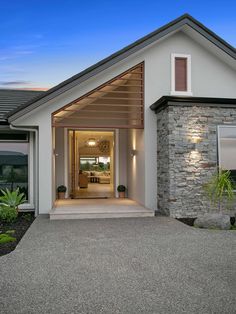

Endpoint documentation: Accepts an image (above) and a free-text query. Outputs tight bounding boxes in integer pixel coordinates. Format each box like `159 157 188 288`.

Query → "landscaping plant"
0 188 26 212
0 206 18 223
0 232 16 244
204 169 235 212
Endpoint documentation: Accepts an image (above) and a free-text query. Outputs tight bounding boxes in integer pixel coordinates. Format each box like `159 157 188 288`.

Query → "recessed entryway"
68 130 115 199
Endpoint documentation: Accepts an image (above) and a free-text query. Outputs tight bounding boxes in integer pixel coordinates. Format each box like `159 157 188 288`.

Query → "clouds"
0 80 32 86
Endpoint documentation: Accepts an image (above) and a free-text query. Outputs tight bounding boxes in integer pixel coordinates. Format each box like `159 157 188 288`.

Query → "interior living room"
68 130 114 198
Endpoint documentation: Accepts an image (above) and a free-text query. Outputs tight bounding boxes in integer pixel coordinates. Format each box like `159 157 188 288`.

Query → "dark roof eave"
0 120 9 126
7 13 236 121
150 96 236 113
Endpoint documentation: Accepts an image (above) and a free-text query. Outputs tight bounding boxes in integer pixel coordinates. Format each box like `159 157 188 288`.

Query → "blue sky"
0 0 235 89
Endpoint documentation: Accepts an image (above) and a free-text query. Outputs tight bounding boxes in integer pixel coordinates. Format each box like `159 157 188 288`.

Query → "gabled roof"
0 89 45 124
7 13 236 122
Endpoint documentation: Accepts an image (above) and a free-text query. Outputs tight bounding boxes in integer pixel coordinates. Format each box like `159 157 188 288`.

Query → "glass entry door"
68 130 114 199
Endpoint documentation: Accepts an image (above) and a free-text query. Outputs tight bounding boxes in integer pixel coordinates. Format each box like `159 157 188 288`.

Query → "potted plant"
57 185 67 199
117 185 126 198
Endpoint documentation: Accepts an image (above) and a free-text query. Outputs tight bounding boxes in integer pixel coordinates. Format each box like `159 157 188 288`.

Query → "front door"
68 130 114 199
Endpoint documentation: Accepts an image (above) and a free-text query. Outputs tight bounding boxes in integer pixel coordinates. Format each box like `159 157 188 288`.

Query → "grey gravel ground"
0 215 236 314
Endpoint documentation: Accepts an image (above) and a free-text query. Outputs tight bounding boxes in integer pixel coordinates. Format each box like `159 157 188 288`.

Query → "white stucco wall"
11 30 236 213
127 129 145 205
55 128 65 188
118 129 128 189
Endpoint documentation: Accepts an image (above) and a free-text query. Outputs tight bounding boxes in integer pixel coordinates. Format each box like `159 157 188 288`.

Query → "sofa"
82 171 110 184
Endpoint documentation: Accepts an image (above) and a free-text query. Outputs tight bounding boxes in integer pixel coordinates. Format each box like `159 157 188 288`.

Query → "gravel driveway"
0 215 235 314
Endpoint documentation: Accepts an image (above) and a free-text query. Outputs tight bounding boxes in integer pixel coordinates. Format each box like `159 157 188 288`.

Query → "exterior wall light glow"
191 136 202 144
131 149 137 157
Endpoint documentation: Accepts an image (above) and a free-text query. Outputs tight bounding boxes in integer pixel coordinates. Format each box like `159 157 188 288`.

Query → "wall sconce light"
191 136 202 144
131 149 137 157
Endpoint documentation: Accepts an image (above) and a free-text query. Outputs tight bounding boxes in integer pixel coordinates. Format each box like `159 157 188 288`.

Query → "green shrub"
22 213 32 222
117 185 126 192
0 206 18 223
0 233 16 244
0 188 26 211
57 185 67 193
5 230 15 234
203 169 235 212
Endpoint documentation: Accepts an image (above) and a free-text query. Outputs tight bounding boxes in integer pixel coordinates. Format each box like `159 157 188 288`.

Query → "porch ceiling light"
87 138 97 146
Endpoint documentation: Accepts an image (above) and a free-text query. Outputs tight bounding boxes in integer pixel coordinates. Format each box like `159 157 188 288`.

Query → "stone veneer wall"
156 103 236 218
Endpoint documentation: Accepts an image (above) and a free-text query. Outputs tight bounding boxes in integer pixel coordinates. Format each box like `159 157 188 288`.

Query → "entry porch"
50 198 154 220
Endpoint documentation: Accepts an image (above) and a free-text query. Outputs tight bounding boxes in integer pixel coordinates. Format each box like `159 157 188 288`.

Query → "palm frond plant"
203 169 235 212
0 188 26 212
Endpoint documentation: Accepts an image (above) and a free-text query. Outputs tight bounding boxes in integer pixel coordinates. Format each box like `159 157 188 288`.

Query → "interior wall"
127 129 145 205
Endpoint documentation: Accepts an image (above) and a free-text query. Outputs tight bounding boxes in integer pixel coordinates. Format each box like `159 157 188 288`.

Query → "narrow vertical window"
175 57 187 91
171 54 192 95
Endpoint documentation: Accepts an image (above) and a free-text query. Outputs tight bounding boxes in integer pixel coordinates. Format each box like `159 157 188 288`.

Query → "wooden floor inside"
50 198 154 220
75 183 114 198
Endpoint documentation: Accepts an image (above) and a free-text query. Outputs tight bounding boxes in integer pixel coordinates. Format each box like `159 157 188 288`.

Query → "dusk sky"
0 0 235 90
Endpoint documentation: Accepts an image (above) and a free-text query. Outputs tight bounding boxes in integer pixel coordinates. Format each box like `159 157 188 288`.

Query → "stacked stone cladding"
156 103 236 218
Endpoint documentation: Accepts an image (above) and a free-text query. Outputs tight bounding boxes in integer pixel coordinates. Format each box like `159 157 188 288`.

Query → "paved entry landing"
50 198 154 220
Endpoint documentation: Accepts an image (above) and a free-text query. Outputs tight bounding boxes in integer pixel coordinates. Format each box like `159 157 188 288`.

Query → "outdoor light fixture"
131 149 137 157
191 136 202 144
87 138 97 146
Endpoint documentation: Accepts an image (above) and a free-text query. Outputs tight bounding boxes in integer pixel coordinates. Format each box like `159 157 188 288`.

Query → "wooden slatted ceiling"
52 63 144 129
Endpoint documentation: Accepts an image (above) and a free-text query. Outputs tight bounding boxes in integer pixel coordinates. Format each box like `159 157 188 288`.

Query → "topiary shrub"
57 185 67 193
117 185 126 192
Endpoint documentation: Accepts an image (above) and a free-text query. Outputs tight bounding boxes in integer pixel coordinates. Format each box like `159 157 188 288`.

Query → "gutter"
150 96 236 113
9 124 39 217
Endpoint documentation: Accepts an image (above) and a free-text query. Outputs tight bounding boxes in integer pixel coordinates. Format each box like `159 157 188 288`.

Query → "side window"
0 131 29 199
171 54 192 95
218 126 236 184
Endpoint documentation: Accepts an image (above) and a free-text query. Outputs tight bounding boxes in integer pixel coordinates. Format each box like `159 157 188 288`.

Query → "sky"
0 0 235 90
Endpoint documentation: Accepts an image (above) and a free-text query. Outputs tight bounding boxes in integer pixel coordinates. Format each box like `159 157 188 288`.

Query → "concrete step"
50 209 154 220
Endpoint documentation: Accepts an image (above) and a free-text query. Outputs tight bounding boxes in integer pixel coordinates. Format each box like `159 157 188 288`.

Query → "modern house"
0 14 235 219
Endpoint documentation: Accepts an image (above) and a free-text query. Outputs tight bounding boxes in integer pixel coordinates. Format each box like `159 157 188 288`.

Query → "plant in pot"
57 185 67 199
117 185 126 198
194 169 235 230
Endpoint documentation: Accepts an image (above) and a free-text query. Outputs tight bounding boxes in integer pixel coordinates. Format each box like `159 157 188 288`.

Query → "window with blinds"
175 57 187 91
171 53 191 95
